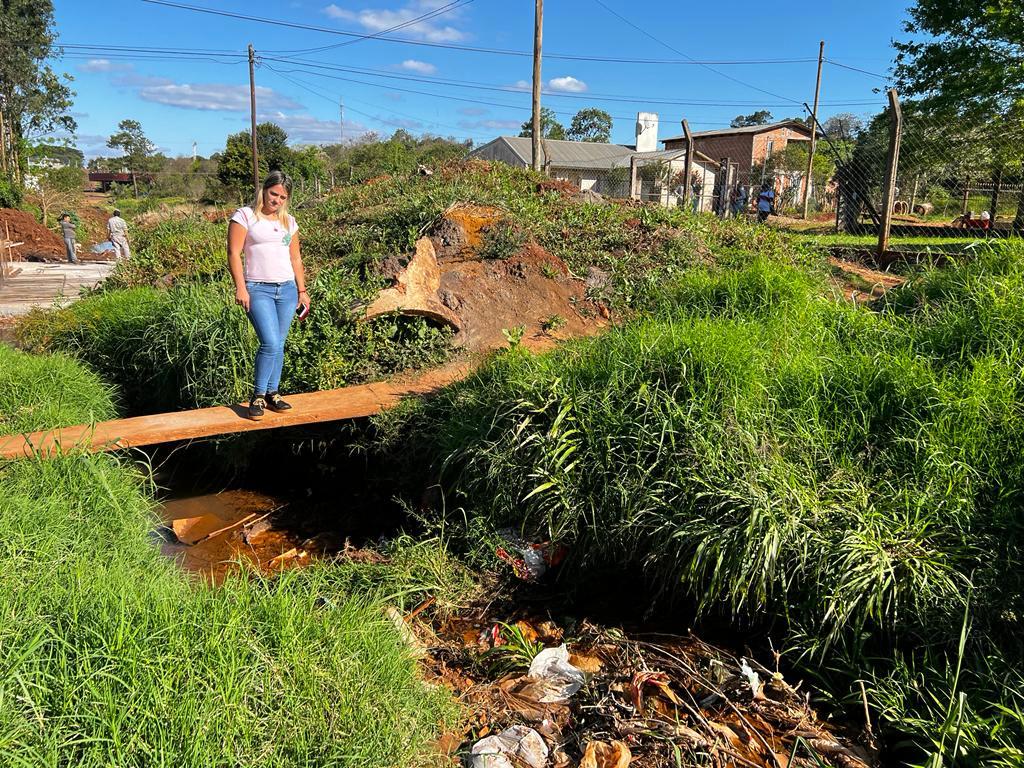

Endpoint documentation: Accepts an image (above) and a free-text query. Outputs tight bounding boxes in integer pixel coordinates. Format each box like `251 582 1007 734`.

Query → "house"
661 120 814 177
470 112 719 209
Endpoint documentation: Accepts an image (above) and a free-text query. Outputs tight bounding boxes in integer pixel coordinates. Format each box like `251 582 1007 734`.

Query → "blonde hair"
252 170 292 228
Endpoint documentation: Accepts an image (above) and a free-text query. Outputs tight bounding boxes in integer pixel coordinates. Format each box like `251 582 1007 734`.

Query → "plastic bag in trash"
525 644 586 703
469 724 548 768
494 528 567 581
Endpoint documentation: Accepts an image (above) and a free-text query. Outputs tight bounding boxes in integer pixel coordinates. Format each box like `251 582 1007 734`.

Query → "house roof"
471 136 718 170
661 120 814 144
479 136 636 169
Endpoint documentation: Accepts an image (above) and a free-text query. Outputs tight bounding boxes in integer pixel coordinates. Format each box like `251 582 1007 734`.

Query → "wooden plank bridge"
0 364 470 460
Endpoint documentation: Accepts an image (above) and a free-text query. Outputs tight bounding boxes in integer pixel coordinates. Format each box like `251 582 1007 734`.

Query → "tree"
822 113 864 142
0 0 76 183
894 1 1024 121
567 108 612 142
30 143 84 168
107 120 155 197
24 165 83 226
894 1 1024 228
730 110 773 128
216 122 294 201
519 108 566 140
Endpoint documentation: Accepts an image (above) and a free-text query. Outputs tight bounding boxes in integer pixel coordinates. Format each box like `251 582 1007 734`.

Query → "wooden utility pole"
878 89 903 256
681 119 694 207
531 0 543 171
0 108 7 174
802 40 825 219
248 44 260 201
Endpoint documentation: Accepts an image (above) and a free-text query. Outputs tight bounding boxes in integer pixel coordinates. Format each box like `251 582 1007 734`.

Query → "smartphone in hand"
296 302 310 320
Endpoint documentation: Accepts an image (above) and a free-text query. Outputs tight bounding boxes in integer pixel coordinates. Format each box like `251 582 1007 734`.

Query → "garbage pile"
395 590 876 768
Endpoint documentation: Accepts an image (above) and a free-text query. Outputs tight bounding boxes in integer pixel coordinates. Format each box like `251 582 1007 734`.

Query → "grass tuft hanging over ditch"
389 245 1024 763
0 344 464 767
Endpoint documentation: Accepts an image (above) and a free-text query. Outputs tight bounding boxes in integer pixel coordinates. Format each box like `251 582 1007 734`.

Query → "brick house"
660 121 814 177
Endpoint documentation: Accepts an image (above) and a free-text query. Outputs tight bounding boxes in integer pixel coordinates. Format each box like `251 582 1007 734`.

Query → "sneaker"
265 392 292 412
248 395 266 421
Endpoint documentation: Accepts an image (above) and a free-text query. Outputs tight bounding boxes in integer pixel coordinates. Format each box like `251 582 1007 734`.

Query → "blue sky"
51 0 909 159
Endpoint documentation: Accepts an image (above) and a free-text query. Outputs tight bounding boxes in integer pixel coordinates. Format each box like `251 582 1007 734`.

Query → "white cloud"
78 59 132 73
324 3 356 19
458 107 488 116
257 110 367 144
547 76 587 93
458 119 520 131
322 1 467 43
140 84 302 112
508 80 530 91
399 59 436 74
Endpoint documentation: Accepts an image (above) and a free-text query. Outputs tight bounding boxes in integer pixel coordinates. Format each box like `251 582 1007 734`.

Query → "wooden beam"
0 364 470 460
878 89 903 256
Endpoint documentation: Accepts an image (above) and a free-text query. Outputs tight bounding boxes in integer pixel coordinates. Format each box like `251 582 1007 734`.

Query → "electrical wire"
589 0 802 104
825 59 891 81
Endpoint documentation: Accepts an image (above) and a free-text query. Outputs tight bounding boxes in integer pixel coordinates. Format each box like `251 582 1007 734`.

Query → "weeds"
0 345 464 766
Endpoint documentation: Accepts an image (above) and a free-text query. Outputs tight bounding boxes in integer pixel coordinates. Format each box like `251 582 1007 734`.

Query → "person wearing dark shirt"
59 213 78 263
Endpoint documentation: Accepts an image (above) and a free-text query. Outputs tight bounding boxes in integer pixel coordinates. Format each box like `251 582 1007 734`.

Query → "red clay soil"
0 209 65 261
828 255 906 303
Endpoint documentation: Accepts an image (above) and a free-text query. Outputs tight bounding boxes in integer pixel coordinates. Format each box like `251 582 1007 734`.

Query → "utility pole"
802 40 825 219
531 0 543 171
681 119 694 208
878 89 903 256
248 44 259 202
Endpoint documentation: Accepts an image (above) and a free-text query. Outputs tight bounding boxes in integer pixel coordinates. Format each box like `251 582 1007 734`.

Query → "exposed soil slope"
0 209 65 261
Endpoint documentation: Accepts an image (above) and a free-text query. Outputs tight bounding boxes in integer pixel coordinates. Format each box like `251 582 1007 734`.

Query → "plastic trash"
740 658 762 699
91 240 114 254
526 644 586 703
469 725 548 768
494 528 567 581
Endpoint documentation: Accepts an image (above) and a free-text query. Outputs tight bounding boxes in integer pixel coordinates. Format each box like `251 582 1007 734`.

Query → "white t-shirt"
230 206 298 283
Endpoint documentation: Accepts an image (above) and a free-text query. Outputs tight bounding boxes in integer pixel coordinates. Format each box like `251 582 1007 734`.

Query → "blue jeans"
246 280 297 396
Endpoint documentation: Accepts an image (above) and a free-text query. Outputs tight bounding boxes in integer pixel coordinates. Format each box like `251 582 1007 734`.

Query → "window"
765 140 775 160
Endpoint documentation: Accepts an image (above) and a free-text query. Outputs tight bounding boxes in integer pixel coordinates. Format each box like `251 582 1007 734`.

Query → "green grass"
0 344 466 766
383 245 1024 763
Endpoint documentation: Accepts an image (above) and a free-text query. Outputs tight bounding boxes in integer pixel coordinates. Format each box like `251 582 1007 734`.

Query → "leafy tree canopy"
0 0 75 177
730 110 774 128
822 113 864 141
894 0 1024 122
567 108 612 143
519 108 566 140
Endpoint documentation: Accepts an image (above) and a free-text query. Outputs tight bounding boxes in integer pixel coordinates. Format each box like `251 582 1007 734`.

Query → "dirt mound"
0 209 65 262
368 204 608 353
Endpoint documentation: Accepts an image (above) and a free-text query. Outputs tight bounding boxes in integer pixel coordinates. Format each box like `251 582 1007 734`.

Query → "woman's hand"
235 286 250 312
297 289 310 311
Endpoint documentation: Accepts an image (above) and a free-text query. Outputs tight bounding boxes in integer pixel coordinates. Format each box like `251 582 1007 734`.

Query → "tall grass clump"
391 248 1024 762
0 344 461 766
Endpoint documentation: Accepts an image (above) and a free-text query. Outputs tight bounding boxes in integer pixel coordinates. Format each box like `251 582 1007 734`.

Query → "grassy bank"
0 343 465 766
387 245 1024 763
18 162 802 412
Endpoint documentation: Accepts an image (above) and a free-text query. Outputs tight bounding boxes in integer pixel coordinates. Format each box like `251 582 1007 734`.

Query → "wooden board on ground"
0 362 471 460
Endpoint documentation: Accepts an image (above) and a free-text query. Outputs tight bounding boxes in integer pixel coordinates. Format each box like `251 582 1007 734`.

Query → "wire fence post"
878 89 902 256
629 156 639 201
681 119 694 206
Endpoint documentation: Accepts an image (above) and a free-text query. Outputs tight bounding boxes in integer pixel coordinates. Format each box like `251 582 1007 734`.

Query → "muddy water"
159 490 305 582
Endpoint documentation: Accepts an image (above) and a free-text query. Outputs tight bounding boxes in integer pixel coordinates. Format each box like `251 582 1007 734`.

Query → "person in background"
227 170 309 421
59 213 78 263
756 182 776 223
107 209 130 260
732 185 749 217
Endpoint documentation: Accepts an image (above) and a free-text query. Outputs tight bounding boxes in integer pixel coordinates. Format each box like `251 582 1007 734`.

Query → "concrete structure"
470 113 719 208
661 121 814 176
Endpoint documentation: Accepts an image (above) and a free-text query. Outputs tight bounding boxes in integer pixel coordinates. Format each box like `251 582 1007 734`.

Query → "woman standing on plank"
227 171 310 421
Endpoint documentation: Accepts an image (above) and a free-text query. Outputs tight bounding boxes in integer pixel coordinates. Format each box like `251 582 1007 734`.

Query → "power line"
272 0 475 56
139 2 818 66
589 0 802 104
825 59 891 81
266 56 880 108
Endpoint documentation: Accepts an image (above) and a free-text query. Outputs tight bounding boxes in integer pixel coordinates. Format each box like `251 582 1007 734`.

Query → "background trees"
0 0 75 185
518 108 566 140
567 109 612 143
107 120 156 197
